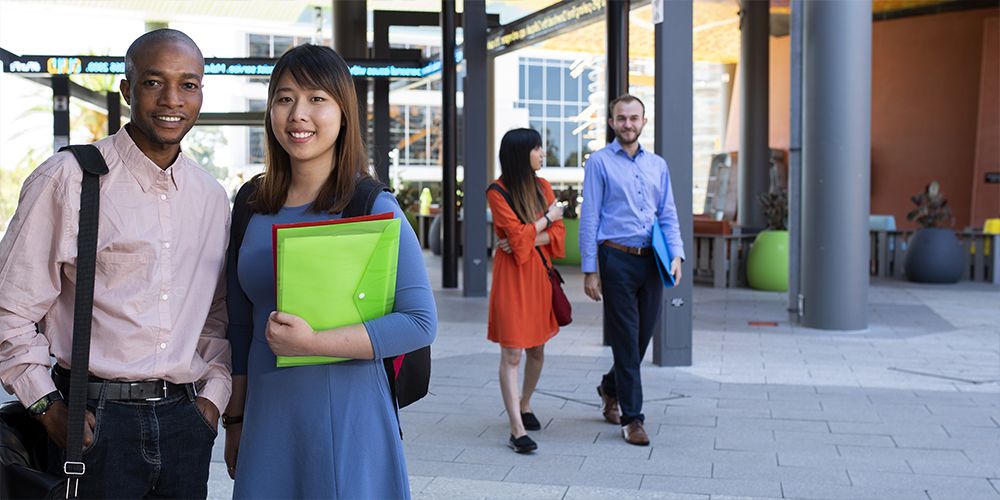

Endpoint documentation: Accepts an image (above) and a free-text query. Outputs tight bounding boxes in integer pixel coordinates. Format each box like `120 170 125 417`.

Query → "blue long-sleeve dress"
227 192 437 499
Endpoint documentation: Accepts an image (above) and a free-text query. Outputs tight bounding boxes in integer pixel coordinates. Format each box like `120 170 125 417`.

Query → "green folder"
272 213 401 367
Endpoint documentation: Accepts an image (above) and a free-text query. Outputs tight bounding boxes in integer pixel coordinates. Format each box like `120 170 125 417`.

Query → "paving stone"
565 486 708 499
416 477 566 500
639 475 782 498
780 480 930 500
407 459 512 481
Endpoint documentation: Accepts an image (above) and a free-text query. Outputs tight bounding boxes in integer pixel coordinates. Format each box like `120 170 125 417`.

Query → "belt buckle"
140 381 168 401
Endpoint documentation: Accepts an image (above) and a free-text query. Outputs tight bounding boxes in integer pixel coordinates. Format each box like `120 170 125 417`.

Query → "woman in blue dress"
222 44 436 499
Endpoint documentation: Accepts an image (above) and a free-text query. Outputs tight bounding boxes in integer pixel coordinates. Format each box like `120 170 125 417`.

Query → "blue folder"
652 224 676 288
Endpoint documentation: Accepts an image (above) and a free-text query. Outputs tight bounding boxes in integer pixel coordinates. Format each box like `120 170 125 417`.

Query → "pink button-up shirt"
0 128 231 412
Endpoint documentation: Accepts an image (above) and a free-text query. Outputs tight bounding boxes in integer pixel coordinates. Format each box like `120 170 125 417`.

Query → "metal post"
374 14 391 183
654 0 693 367
52 75 69 151
605 0 630 143
462 0 488 297
801 0 871 330
333 1 368 144
737 0 769 231
787 0 803 320
107 91 121 136
441 0 459 288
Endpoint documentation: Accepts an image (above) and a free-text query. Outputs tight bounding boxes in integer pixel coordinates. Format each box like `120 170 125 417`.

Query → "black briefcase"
0 402 64 499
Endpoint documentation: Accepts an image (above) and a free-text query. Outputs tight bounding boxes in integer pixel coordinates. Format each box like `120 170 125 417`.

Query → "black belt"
53 365 194 401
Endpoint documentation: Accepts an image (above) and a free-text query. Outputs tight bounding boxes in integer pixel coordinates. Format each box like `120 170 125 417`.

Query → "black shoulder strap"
343 177 390 218
228 175 262 276
57 145 108 497
488 183 553 271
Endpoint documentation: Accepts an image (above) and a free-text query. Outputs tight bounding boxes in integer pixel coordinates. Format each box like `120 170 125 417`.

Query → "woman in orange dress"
487 128 566 453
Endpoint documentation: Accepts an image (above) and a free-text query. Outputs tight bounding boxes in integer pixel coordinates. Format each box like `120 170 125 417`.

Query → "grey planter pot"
904 228 964 283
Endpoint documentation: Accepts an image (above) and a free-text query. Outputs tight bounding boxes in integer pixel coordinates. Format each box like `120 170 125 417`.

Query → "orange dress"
487 178 566 348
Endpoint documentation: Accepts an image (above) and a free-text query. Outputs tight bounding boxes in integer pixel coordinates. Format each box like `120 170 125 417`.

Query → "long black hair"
497 128 545 223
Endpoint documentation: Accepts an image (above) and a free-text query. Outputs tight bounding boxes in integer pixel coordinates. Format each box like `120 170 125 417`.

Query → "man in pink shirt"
0 29 230 498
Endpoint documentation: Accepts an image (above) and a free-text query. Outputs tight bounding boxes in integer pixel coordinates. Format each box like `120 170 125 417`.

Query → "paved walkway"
209 253 999 499
7 251 995 499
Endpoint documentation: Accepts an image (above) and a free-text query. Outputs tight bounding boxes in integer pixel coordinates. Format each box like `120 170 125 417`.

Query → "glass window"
528 103 542 117
546 66 562 101
546 103 561 116
528 65 543 100
248 34 270 57
544 122 560 167
563 126 579 167
248 127 265 164
519 63 526 100
273 36 295 57
564 73 580 102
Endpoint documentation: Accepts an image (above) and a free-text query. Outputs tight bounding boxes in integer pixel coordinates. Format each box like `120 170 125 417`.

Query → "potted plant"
746 189 789 291
903 181 963 283
551 186 581 266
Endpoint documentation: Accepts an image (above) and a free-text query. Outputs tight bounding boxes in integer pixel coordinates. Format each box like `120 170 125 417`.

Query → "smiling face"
529 144 544 171
120 39 203 154
609 99 647 146
268 71 343 169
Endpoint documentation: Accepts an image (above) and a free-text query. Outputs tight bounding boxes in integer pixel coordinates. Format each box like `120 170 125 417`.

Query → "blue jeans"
47 385 217 499
598 244 663 426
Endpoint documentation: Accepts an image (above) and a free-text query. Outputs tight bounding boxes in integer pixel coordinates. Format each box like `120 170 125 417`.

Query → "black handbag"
0 144 107 499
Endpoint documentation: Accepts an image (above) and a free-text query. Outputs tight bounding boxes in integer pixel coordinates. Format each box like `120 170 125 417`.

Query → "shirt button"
159 342 167 349
160 194 167 201
163 242 171 249
161 294 168 301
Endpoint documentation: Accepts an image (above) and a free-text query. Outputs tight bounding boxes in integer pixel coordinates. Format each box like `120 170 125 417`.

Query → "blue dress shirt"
579 138 685 274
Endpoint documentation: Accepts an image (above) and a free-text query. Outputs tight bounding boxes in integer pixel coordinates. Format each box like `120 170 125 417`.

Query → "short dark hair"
124 29 203 82
609 94 645 116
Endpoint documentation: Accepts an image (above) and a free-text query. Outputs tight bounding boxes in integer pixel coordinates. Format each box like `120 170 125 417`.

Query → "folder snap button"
358 292 365 299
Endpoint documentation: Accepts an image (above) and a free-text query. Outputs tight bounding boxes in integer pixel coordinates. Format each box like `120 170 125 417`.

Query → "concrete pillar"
333 1 368 142
788 0 803 319
52 75 69 151
441 0 459 288
107 91 121 136
462 0 488 297
737 0 770 230
606 0 629 143
653 0 693 367
801 0 871 330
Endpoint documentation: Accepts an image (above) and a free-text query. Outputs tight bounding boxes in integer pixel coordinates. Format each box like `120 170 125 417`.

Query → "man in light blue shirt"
580 94 684 446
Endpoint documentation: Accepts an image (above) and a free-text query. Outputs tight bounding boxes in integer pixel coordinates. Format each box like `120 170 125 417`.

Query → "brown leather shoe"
596 385 620 425
622 421 650 446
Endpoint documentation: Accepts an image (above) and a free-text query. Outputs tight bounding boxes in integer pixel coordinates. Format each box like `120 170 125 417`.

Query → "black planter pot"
904 228 964 283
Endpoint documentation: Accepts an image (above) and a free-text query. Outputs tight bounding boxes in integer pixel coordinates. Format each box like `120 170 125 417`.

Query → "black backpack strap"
228 175 262 278
342 176 390 218
57 145 108 498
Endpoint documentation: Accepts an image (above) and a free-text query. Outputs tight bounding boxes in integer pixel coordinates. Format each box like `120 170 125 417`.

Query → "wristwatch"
221 414 243 429
26 391 63 416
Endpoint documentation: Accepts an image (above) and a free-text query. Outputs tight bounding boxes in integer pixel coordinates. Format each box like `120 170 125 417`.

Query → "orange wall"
727 8 999 230
970 16 1000 228
871 8 998 230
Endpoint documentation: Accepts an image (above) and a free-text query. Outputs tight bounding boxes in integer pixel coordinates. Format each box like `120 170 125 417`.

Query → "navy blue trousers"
598 244 663 426
47 386 216 499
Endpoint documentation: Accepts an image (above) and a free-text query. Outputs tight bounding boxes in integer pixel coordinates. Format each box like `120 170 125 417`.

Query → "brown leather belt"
602 241 652 256
53 365 194 402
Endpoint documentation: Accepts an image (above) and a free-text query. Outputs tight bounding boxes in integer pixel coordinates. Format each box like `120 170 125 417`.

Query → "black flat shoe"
520 412 541 431
508 434 537 453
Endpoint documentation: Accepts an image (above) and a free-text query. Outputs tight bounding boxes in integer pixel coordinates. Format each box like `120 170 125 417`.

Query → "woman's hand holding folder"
266 311 376 360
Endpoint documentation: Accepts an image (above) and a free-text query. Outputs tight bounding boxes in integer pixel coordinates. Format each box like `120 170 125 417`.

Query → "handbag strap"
57 145 108 497
487 183 553 271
